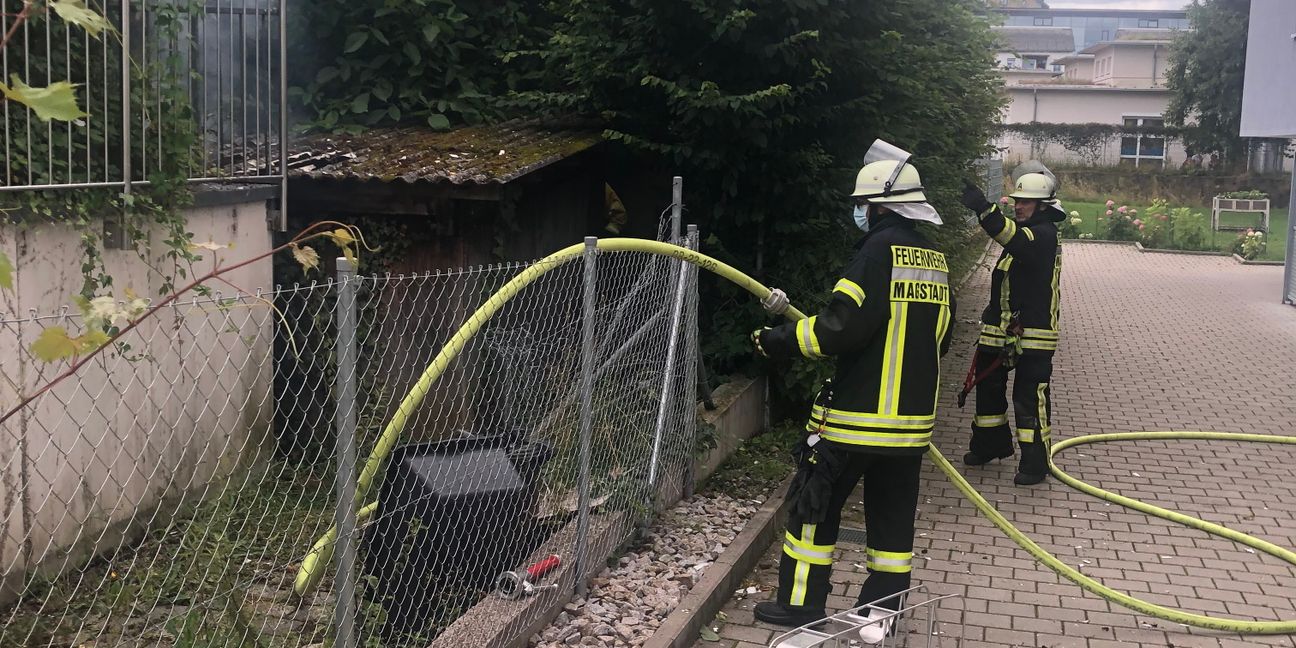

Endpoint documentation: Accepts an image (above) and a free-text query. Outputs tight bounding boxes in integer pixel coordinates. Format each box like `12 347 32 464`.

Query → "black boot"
963 448 1012 466
1014 441 1048 485
754 601 827 628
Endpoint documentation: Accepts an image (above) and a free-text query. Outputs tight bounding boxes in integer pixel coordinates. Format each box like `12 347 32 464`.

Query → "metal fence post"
671 176 683 242
682 224 701 499
276 0 289 231
573 237 598 597
121 0 131 193
649 178 688 491
333 257 359 648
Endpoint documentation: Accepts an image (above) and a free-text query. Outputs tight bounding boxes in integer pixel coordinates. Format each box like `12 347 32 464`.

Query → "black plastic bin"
360 434 552 636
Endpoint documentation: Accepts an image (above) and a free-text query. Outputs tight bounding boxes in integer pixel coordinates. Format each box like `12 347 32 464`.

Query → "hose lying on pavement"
293 239 1296 635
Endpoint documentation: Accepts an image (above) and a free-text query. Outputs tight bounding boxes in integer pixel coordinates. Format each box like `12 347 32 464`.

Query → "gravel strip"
529 492 766 647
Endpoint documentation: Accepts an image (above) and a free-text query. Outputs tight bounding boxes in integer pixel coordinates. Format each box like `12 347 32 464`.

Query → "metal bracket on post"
333 257 359 648
573 237 598 597
649 177 687 495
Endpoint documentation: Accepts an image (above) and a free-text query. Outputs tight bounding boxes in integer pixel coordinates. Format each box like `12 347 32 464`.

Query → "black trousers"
969 347 1054 474
777 445 922 612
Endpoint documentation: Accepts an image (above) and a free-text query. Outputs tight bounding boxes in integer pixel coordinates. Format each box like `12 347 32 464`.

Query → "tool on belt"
495 554 562 600
957 317 1024 408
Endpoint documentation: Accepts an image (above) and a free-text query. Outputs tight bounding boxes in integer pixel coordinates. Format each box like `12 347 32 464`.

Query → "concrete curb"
1230 253 1285 266
1124 241 1283 265
643 474 794 648
1134 241 1231 257
1062 238 1136 246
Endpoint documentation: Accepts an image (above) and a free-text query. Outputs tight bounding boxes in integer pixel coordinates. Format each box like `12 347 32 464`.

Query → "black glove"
789 442 845 524
960 182 993 215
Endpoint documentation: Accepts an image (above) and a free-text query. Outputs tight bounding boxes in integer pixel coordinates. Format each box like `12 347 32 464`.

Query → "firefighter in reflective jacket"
749 141 955 639
958 163 1064 486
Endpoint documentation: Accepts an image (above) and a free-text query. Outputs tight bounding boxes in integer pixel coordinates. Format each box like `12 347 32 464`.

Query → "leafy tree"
1165 0 1252 166
522 0 1004 400
287 0 548 132
292 0 1004 403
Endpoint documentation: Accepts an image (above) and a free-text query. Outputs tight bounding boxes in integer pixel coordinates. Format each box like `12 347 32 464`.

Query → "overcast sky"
1048 1 1188 8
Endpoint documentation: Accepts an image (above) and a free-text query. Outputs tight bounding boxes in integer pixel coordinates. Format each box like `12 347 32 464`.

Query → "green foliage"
1170 207 1211 250
1165 0 1258 166
0 249 12 290
1103 204 1140 241
1219 189 1268 200
523 0 1002 403
1232 228 1266 259
1058 210 1084 239
288 0 548 131
702 421 802 496
0 77 88 121
3 465 337 647
1138 199 1172 248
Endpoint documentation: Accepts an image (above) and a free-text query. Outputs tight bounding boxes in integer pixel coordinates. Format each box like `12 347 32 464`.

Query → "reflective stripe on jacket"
760 214 955 455
977 204 1063 352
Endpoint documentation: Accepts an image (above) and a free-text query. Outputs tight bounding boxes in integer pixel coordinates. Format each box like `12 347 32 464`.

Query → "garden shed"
272 120 672 461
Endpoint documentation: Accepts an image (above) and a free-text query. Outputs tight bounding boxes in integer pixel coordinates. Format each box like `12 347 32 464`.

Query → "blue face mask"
853 204 870 232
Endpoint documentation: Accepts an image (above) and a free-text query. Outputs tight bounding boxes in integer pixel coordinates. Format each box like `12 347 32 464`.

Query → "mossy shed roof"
288 120 602 185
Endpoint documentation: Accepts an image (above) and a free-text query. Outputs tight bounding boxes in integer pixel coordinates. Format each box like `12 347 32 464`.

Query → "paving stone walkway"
697 242 1296 648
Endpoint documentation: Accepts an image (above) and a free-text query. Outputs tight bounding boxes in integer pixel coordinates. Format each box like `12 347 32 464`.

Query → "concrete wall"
1062 59 1093 82
692 376 767 485
1087 44 1168 88
0 191 275 603
1111 45 1168 88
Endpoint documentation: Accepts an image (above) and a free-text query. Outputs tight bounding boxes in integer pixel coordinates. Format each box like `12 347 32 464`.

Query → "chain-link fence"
0 217 700 647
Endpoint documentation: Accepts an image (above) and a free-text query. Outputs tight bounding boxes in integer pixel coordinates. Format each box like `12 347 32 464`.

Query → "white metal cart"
766 585 960 648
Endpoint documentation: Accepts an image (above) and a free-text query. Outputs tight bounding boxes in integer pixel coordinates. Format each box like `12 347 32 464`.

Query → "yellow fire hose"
293 239 1296 635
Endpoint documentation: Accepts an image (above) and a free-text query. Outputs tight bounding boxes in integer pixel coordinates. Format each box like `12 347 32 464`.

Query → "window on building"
1006 57 1018 69
1121 117 1166 167
1034 16 1053 26
1024 55 1049 70
1051 64 1063 72
1138 19 1159 28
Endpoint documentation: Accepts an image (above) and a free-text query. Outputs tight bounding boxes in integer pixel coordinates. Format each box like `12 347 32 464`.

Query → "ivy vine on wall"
995 122 1200 165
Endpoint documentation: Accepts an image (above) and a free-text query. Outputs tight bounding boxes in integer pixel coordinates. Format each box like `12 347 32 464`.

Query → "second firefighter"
958 163 1064 486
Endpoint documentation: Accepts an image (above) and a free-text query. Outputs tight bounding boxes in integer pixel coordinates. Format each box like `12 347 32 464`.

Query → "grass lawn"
1060 198 1289 262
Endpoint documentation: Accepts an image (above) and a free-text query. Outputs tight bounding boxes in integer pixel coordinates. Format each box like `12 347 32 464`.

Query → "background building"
988 4 1192 167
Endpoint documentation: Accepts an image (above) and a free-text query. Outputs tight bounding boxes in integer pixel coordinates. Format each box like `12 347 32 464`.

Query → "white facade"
1081 40 1171 89
997 30 1183 167
999 86 1183 167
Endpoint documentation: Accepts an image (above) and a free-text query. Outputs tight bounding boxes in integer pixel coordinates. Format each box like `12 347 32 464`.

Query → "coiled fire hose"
293 239 1296 635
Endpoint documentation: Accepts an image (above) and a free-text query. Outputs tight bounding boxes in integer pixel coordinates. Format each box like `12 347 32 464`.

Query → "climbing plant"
996 122 1199 166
